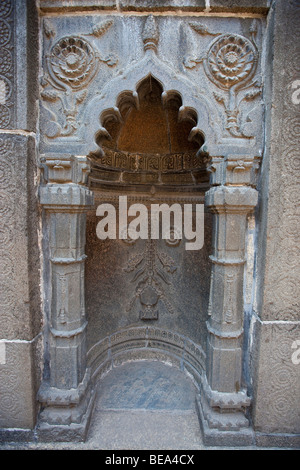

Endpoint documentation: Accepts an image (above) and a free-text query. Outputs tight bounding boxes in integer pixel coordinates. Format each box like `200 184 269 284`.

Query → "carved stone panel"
85 194 213 354
39 14 265 159
0 0 15 129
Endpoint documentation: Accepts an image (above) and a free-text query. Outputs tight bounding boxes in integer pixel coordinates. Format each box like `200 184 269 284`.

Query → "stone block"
251 321 300 435
0 134 41 341
0 0 38 131
0 339 41 429
119 0 206 10
206 335 243 393
39 0 117 12
209 0 270 13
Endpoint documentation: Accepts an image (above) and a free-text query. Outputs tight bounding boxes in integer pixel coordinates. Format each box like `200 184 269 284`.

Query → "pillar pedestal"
197 181 258 446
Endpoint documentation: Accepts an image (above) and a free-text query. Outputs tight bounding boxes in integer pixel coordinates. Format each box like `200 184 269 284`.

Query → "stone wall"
250 0 300 445
0 0 41 434
0 0 299 448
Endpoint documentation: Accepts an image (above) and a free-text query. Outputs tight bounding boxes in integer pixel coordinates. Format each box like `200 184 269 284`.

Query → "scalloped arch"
80 52 221 156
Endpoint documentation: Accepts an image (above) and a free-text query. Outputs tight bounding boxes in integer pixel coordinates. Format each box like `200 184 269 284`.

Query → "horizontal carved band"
205 185 258 211
50 321 88 338
50 255 87 264
209 255 246 266
94 193 205 204
39 184 94 209
206 321 243 339
88 326 206 382
94 148 206 172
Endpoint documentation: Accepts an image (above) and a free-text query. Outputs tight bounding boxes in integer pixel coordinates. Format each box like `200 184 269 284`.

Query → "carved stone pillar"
37 155 95 442
197 155 259 446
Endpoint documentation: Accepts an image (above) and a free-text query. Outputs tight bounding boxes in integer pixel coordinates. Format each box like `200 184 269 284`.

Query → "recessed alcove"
88 75 209 192
85 75 213 392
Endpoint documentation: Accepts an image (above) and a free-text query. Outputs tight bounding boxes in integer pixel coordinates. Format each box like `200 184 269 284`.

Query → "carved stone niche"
37 13 264 445
88 75 208 193
85 74 212 381
84 72 258 446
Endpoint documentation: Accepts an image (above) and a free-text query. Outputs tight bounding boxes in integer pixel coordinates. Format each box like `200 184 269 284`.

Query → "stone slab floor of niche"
85 361 205 450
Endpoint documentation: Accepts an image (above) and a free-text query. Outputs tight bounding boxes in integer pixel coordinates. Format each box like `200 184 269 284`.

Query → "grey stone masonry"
250 0 300 446
0 0 41 434
0 0 299 449
39 0 270 13
37 156 95 441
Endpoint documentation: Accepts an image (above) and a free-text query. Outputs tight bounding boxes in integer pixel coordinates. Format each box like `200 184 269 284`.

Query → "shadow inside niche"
94 361 198 411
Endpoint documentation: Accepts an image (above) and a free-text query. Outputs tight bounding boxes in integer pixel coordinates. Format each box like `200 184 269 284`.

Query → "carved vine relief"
184 22 262 138
123 231 179 321
41 19 117 138
40 16 262 142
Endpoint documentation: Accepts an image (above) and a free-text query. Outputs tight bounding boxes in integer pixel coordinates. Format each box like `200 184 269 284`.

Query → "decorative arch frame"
37 15 263 445
81 58 220 157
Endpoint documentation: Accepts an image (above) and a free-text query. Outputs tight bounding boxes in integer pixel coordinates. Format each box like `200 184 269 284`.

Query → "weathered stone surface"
0 134 41 341
251 322 300 435
0 339 42 429
96 361 197 410
1 0 299 449
209 0 270 13
0 137 41 427
0 0 38 131
255 0 300 323
38 0 271 13
0 1 41 433
85 198 212 352
250 0 300 439
119 0 206 10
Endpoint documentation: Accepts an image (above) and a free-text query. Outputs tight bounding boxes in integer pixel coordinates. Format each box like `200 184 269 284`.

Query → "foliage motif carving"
41 21 117 139
184 26 261 138
48 36 98 90
124 238 178 320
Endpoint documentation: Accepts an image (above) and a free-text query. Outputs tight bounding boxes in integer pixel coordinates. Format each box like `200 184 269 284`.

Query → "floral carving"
0 19 11 47
184 27 262 138
0 48 12 75
0 2 11 17
205 33 260 138
124 238 177 320
48 36 97 90
41 23 117 139
206 34 257 89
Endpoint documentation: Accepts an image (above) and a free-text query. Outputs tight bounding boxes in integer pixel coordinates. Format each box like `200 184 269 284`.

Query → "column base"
196 375 254 447
36 368 96 442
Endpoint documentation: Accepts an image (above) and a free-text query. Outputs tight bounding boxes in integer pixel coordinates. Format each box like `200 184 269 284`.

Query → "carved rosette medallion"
41 36 99 137
41 20 118 139
184 26 261 138
206 34 257 90
48 36 97 90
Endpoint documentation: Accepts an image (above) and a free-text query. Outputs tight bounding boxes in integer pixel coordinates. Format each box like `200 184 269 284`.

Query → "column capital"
40 154 90 185
39 154 94 210
207 154 261 187
39 183 94 210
